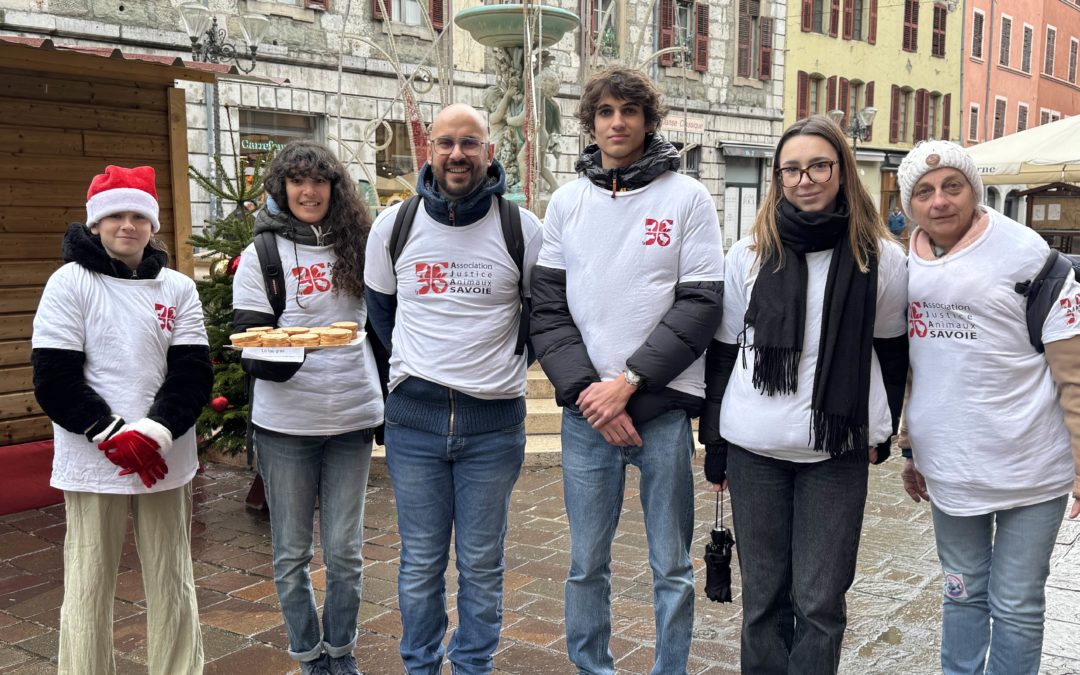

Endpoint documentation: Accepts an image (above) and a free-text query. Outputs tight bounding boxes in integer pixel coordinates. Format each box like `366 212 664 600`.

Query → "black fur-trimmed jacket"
31 223 212 440
530 135 724 423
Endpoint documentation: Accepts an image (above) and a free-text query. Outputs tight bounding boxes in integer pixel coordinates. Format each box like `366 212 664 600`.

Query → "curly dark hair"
263 140 370 298
576 67 669 138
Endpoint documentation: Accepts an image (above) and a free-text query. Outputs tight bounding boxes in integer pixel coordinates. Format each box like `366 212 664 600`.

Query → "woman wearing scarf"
699 116 908 674
231 141 384 675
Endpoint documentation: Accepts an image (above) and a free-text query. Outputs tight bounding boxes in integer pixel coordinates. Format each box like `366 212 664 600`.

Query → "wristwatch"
622 368 643 388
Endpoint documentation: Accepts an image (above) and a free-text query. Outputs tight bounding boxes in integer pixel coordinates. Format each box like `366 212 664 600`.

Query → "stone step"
526 369 555 399
525 397 562 434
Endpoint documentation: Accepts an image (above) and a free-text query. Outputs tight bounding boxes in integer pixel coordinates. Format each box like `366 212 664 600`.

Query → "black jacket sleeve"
625 280 724 391
364 287 397 355
32 347 112 435
529 265 600 406
700 340 739 484
147 344 213 437
234 308 304 382
871 334 909 464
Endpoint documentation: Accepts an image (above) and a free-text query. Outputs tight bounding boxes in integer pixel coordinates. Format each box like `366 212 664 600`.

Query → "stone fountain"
454 4 578 206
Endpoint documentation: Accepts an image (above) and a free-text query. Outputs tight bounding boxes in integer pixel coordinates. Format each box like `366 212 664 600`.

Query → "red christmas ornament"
210 396 229 412
226 255 241 276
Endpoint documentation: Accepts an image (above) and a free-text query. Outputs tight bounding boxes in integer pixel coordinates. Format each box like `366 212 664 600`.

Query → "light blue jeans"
385 419 525 675
931 495 1068 675
561 408 695 675
255 426 373 663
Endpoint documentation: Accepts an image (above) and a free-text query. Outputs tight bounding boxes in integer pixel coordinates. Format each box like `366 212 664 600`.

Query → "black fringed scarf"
744 192 878 456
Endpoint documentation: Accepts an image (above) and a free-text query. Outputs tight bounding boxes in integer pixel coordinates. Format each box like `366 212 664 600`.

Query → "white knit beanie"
897 140 983 216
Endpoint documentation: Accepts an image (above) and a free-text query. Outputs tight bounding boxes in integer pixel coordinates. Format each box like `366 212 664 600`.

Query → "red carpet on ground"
1 441 62 515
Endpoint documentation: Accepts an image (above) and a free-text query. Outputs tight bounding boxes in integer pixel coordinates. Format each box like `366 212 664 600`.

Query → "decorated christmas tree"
188 152 272 456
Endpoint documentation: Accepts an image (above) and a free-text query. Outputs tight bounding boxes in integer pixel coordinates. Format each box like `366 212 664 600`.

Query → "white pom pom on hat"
897 140 983 217
85 165 161 233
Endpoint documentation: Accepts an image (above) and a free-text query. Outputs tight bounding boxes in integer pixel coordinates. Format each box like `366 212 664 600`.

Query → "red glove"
98 430 169 489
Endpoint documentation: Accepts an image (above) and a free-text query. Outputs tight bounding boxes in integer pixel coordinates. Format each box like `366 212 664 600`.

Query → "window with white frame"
968 103 979 141
993 97 1007 138
852 0 865 40
928 92 940 138
1045 26 1057 75
971 10 985 58
1070 37 1078 83
1017 102 1029 132
1021 24 1033 72
809 76 824 115
899 87 913 142
393 0 424 25
1040 108 1061 125
999 16 1012 66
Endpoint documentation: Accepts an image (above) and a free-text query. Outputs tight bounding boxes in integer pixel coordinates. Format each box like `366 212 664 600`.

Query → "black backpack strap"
497 195 528 356
389 195 422 268
253 230 286 321
1017 250 1075 353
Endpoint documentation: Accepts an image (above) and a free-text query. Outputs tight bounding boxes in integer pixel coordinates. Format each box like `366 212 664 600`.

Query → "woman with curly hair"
699 116 909 673
232 140 383 675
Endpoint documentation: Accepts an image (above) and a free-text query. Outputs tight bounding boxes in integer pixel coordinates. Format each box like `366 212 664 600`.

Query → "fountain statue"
455 4 578 206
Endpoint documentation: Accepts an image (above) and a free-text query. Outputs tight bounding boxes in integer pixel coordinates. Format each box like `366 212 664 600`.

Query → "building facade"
963 0 1080 218
1 0 785 249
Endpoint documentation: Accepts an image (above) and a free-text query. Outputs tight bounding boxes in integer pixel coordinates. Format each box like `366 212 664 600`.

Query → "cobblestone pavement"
1 458 1078 674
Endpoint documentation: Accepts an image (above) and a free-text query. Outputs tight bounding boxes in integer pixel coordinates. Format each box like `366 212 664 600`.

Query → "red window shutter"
759 17 774 79
942 93 951 139
911 0 919 51
843 0 854 39
827 75 838 113
659 0 675 66
429 0 445 31
868 0 877 44
802 0 814 31
889 85 900 142
829 0 840 37
738 14 753 77
914 88 927 140
372 0 389 21
798 71 810 119
839 78 851 126
694 2 710 72
305 0 329 9
865 81 875 138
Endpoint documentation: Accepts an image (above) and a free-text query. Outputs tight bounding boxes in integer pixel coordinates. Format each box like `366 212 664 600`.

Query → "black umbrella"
704 490 735 603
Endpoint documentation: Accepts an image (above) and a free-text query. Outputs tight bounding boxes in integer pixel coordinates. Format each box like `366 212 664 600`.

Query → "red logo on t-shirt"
908 301 928 338
292 263 332 295
1061 294 1080 326
155 304 176 332
644 218 672 247
416 262 449 295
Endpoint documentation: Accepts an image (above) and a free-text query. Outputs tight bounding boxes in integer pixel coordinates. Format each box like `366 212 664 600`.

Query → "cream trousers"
58 484 203 675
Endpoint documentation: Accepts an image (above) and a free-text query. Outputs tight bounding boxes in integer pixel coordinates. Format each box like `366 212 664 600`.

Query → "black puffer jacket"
530 135 723 424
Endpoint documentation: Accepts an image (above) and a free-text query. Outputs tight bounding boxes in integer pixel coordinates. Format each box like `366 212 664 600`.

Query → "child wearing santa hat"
31 165 212 674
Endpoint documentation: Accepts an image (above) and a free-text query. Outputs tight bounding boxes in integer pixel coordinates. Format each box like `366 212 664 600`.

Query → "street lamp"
828 106 878 152
178 3 269 73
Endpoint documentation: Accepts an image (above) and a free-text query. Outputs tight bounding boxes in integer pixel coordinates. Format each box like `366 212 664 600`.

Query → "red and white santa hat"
85 165 161 233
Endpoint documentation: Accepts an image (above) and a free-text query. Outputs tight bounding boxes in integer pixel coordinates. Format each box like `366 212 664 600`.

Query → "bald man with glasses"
364 103 543 675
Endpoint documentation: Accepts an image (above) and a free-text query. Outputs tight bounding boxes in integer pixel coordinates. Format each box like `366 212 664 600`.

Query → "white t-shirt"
538 172 725 397
716 237 909 460
364 198 543 399
33 264 207 494
907 207 1078 516
233 237 384 435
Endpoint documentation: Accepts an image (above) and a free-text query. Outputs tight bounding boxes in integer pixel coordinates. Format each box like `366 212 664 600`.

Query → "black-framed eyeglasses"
775 160 839 188
430 136 487 157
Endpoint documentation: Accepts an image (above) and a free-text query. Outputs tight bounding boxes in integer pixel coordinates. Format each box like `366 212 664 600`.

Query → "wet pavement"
1 457 1078 674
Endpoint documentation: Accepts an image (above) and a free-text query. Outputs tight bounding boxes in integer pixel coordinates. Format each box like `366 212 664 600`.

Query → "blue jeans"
726 444 869 675
254 427 373 662
385 419 525 675
931 495 1067 675
561 408 695 675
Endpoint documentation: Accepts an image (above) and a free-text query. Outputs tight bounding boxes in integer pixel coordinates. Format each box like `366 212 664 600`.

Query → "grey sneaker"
327 653 361 675
300 654 332 675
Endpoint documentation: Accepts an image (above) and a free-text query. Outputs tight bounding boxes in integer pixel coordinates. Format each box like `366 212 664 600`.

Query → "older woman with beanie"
897 140 1080 675
31 165 211 674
